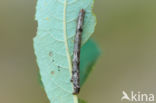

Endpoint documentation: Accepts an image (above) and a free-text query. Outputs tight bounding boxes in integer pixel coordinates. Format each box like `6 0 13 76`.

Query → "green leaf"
37 71 44 88
34 0 96 103
80 39 100 86
78 98 87 103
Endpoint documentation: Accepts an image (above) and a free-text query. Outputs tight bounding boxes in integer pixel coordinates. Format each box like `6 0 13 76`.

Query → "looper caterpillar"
71 9 85 95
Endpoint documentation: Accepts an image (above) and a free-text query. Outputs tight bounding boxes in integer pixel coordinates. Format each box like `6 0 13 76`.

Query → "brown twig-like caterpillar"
71 9 85 95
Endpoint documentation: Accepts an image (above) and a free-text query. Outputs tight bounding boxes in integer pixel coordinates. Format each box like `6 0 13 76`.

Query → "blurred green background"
0 0 156 103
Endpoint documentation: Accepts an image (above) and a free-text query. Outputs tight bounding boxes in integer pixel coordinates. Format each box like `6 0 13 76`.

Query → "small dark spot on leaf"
52 59 55 62
57 66 61 71
49 51 53 57
51 71 55 75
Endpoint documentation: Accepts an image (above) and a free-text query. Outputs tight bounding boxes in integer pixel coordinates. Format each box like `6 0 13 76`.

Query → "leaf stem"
63 0 78 103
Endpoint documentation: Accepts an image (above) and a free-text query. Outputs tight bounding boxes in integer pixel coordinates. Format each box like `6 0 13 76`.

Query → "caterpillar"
71 9 85 95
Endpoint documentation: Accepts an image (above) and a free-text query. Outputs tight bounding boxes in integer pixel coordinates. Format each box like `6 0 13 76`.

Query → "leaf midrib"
63 0 78 103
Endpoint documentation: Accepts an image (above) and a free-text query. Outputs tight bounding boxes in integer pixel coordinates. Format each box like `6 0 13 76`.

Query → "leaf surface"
34 0 96 103
78 98 87 103
80 39 100 86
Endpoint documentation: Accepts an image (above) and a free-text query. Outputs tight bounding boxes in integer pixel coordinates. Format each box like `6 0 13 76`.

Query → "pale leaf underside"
34 0 96 103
